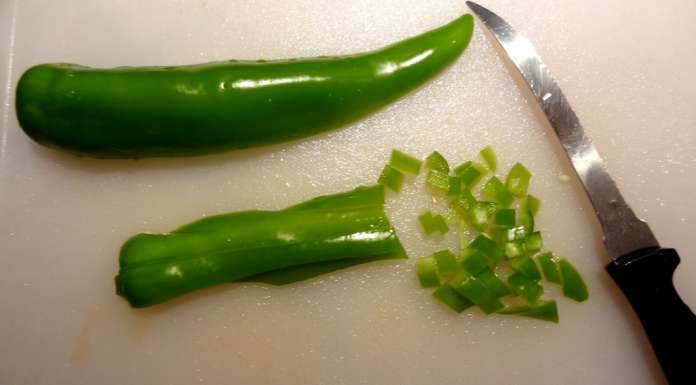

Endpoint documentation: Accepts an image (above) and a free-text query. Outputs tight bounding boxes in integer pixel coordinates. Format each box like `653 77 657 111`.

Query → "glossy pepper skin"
115 185 406 307
16 14 474 158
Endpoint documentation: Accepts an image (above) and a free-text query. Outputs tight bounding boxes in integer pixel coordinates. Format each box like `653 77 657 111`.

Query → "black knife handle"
606 247 696 385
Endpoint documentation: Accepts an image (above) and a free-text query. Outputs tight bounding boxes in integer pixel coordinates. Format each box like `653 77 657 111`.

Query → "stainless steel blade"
466 1 659 260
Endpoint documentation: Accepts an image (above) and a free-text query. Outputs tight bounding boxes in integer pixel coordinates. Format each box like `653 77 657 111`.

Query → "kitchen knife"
466 2 696 384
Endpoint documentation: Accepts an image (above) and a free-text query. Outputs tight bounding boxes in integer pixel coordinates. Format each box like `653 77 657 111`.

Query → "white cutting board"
1 1 695 384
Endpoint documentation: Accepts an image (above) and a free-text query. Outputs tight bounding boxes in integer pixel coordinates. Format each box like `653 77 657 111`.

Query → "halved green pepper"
115 185 406 307
16 14 474 158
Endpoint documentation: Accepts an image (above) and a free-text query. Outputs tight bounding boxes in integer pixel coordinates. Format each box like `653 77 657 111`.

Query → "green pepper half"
115 185 406 307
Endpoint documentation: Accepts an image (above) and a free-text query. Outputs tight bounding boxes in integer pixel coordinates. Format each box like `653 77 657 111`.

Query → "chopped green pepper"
427 169 450 192
425 151 449 173
482 176 514 207
479 146 497 172
457 162 487 187
559 259 589 302
510 256 542 281
498 300 558 323
537 252 561 284
504 241 525 259
433 250 459 279
494 208 516 227
16 15 475 158
432 285 473 312
469 234 502 262
453 161 473 175
525 231 543 252
506 163 532 197
506 226 528 242
508 273 543 304
416 256 440 288
116 185 406 307
447 176 462 196
470 201 496 231
418 211 449 235
477 267 511 297
521 195 541 216
389 149 422 175
452 275 504 314
461 249 489 275
378 164 404 192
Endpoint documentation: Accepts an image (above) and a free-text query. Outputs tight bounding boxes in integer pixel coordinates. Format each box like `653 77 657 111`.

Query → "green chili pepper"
16 14 474 158
115 185 406 307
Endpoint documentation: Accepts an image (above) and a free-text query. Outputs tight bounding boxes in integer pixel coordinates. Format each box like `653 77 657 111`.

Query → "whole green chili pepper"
16 14 474 158
115 185 406 307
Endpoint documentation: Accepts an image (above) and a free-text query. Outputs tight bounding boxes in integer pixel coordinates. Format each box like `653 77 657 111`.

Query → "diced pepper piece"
525 231 542 252
521 194 541 216
416 256 440 288
518 210 535 233
433 250 459 279
452 276 504 314
427 169 450 192
378 164 404 192
458 162 487 187
510 256 542 281
389 149 422 175
425 151 449 173
477 267 511 297
470 201 496 231
453 161 472 175
461 249 488 275
498 300 558 323
447 176 462 196
418 211 449 235
537 252 561 284
482 176 514 207
451 189 477 218
469 234 502 262
479 146 497 172
559 259 589 302
494 208 516 227
506 162 532 197
504 241 525 259
432 285 473 313
508 273 543 304
506 226 528 242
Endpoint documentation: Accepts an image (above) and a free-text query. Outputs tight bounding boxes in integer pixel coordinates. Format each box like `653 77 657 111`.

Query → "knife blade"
466 2 696 384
